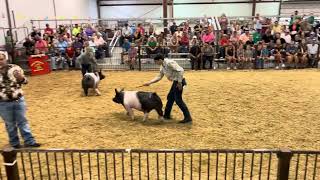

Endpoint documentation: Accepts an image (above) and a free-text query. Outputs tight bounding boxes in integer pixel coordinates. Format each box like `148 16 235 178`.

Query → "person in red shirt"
219 34 229 58
44 24 54 35
178 32 189 56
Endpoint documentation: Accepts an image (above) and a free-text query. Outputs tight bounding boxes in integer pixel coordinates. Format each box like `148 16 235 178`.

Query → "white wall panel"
100 5 163 19
256 3 280 16
173 4 253 18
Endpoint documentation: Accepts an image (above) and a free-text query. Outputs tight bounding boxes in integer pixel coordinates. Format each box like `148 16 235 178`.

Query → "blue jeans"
164 79 192 120
0 97 36 146
256 58 264 69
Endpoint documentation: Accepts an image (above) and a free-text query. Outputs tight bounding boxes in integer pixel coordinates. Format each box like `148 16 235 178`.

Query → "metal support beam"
4 0 15 63
52 0 58 29
252 0 257 17
97 0 102 25
163 0 168 33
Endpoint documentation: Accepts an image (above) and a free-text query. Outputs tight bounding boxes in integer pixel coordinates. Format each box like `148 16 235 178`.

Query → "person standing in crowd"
0 51 40 148
143 54 192 124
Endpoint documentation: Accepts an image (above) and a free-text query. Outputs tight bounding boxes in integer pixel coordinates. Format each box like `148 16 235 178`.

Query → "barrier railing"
1 148 319 180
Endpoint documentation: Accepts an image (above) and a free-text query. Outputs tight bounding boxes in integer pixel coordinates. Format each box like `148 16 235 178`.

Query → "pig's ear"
115 89 119 94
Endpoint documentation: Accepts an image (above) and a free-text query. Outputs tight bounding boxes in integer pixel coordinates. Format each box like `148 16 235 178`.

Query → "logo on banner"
30 61 45 72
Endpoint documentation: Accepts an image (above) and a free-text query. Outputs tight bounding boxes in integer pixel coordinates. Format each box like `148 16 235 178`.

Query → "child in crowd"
244 45 254 69
126 43 138 70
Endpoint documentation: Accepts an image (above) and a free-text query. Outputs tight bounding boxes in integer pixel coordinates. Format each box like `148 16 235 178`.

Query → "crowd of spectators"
120 11 320 70
7 10 320 70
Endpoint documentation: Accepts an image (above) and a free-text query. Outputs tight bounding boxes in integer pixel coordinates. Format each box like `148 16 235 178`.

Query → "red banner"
28 55 51 76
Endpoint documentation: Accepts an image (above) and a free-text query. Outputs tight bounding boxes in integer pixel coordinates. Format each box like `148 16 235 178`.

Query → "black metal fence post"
1 146 19 180
277 149 293 180
138 45 141 71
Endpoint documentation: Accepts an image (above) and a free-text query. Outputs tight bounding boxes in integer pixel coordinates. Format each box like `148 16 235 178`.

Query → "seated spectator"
252 30 261 44
219 13 229 34
134 23 145 43
274 33 286 47
225 43 236 70
201 42 215 70
23 37 35 55
182 22 191 33
126 43 138 70
307 39 319 68
169 34 179 53
148 23 155 36
272 21 283 34
257 43 270 69
121 23 132 45
30 27 41 40
239 29 250 44
72 24 82 37
245 35 254 48
273 42 286 69
71 38 83 68
34 36 48 54
178 31 189 56
88 37 96 52
121 39 131 64
281 30 292 44
285 41 299 67
254 13 263 34
94 33 107 59
262 30 274 44
53 37 68 70
237 43 245 69
146 36 158 57
230 31 240 42
189 36 201 70
43 34 52 48
170 22 178 35
85 25 95 37
295 41 308 68
219 34 229 58
244 45 254 69
174 27 183 38
44 24 54 36
201 29 215 45
57 25 66 35
193 21 203 37
66 46 75 68
289 19 301 38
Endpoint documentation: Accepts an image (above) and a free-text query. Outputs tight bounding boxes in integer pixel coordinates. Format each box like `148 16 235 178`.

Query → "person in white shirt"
307 39 319 68
143 54 192 124
281 30 292 44
121 23 132 46
94 33 106 47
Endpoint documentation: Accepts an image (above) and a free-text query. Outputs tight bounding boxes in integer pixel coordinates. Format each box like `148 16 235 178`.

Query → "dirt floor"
0 70 320 150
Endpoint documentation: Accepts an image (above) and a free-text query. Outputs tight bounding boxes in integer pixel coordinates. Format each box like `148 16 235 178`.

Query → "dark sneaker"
179 119 192 124
24 143 41 148
12 144 22 149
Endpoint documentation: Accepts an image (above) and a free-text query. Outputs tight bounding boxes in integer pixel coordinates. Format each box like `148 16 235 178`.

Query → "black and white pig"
82 70 105 96
112 89 164 122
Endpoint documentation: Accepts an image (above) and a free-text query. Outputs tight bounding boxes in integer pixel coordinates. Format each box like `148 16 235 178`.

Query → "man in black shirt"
170 22 178 35
262 30 274 43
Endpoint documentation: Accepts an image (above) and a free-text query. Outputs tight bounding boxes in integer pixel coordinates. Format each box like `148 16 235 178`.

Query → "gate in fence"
1 148 319 180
